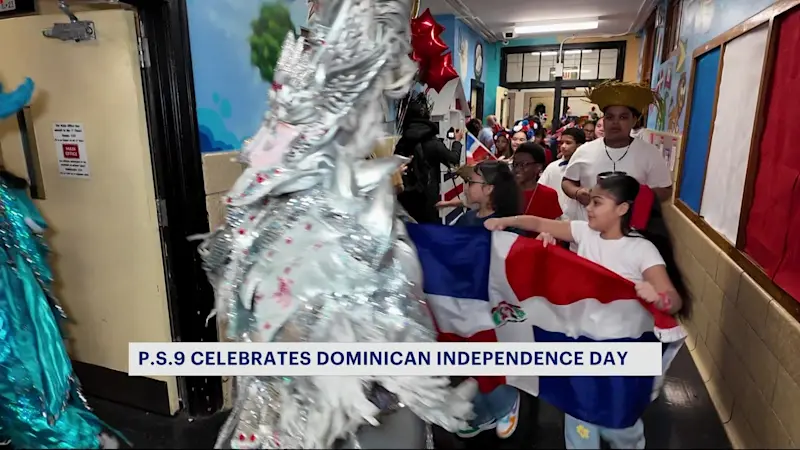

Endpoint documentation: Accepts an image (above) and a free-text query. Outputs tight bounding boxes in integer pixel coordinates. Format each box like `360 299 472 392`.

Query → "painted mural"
186 0 309 152
647 0 775 133
434 15 488 117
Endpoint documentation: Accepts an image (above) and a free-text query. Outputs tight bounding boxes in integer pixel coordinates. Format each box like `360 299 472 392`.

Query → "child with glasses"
445 161 526 439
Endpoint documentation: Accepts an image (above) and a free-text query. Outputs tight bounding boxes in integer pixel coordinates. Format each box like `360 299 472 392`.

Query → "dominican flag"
406 224 686 430
465 133 496 165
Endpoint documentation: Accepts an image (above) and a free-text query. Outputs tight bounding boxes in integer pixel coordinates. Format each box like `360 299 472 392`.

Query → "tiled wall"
664 205 800 448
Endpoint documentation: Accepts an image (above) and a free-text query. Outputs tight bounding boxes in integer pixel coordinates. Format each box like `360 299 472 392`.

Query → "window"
580 50 599 80
675 4 800 305
540 52 557 81
598 49 619 79
501 42 626 88
661 0 682 62
522 53 540 82
506 53 523 83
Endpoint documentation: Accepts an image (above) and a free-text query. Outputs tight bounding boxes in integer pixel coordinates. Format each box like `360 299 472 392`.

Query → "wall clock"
474 42 484 79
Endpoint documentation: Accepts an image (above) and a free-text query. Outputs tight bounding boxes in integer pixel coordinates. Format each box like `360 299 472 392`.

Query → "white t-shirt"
569 221 665 283
563 137 672 191
563 137 672 221
539 158 570 210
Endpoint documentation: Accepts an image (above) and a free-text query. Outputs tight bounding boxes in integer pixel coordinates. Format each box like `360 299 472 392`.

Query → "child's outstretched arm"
485 215 574 242
637 266 683 315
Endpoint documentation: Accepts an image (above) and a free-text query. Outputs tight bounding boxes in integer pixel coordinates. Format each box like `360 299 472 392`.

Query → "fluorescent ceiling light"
563 49 593 55
514 21 599 35
540 51 558 56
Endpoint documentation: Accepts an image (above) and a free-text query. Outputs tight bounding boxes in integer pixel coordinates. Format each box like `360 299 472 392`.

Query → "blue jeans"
471 385 519 425
564 414 645 449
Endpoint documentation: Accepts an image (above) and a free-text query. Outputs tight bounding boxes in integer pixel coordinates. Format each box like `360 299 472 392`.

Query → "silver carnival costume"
196 0 476 448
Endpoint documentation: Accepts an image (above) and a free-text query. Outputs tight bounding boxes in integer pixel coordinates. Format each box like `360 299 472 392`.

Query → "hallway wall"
665 205 800 448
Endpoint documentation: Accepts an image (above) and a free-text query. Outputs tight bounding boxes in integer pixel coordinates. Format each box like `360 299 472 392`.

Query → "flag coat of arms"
406 224 686 429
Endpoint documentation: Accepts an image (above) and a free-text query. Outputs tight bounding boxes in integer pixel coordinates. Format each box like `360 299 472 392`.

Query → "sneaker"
456 419 497 438
495 392 520 439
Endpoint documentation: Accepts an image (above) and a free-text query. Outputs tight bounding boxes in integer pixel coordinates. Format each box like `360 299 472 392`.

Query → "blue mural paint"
433 15 490 119
186 0 308 153
679 48 720 212
647 0 776 133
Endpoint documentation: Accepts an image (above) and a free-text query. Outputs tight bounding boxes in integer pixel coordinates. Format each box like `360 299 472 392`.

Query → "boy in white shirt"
539 127 586 216
560 81 673 221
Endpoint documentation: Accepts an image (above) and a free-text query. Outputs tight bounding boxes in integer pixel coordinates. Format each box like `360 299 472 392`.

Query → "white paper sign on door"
0 1 17 13
53 123 91 178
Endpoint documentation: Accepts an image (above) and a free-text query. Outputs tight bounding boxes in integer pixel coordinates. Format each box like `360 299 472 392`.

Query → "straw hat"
586 80 661 114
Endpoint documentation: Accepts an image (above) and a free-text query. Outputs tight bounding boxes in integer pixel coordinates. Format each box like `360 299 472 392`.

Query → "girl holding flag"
484 173 689 449
435 161 527 439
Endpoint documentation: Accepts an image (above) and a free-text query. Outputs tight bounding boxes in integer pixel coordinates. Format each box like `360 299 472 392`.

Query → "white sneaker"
456 418 497 438
495 392 520 439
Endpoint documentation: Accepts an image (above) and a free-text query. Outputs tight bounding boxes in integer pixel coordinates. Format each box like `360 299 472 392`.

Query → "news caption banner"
129 343 663 377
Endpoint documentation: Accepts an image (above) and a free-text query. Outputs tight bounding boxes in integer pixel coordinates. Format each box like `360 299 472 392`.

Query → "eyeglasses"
512 162 536 170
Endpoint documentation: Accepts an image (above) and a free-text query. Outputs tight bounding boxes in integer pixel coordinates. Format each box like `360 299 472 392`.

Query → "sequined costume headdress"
197 0 475 448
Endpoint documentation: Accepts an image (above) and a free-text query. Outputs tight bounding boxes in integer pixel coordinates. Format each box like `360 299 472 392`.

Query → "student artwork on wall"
185 0 309 153
699 25 769 245
646 0 776 133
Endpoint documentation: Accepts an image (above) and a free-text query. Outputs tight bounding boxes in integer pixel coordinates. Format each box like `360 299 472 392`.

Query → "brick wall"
664 205 800 448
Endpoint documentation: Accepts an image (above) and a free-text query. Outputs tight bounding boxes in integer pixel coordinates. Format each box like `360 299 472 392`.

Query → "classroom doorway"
0 0 222 417
470 79 484 120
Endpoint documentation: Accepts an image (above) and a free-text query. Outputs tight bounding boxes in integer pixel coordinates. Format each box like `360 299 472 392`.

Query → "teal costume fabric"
0 79 113 448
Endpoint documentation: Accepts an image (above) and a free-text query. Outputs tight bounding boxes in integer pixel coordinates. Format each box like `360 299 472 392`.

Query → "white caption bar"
129 342 664 377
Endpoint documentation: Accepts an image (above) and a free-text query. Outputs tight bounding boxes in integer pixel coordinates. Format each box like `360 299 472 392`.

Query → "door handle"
15 106 46 200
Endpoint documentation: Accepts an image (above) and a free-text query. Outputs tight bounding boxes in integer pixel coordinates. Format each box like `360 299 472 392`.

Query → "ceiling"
419 0 655 42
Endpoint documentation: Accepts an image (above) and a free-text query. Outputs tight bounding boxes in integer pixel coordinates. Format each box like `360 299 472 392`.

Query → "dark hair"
514 142 547 166
596 174 691 318
561 127 587 145
466 118 482 137
399 92 431 128
474 160 521 218
494 131 513 159
534 127 546 139
0 170 29 190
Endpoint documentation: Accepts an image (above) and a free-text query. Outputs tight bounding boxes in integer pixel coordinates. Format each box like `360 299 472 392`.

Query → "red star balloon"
410 8 448 59
423 51 458 93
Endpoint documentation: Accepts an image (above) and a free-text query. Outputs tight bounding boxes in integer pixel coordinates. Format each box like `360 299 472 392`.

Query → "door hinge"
137 35 151 68
156 198 168 227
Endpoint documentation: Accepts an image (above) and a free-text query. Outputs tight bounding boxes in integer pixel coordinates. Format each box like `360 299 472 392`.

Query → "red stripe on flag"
504 237 680 331
443 182 463 201
438 330 505 393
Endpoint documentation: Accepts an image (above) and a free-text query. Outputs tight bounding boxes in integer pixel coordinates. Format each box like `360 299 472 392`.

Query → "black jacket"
395 118 462 223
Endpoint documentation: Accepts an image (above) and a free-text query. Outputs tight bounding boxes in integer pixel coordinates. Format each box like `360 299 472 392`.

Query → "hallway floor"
89 347 731 449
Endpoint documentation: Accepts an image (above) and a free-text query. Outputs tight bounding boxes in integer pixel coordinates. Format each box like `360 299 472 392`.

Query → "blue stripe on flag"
533 327 663 429
445 207 464 224
466 134 477 151
406 224 491 301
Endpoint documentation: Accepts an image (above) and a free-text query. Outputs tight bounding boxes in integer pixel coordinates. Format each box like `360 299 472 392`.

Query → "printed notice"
53 123 90 178
0 1 17 12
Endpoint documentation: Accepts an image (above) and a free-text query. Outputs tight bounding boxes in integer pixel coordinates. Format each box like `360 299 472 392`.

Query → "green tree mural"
249 2 295 83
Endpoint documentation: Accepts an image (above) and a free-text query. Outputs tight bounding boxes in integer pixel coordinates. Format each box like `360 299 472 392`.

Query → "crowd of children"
423 81 688 450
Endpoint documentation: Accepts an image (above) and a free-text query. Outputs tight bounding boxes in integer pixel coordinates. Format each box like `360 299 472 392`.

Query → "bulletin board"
676 48 720 212
699 25 770 245
673 1 800 306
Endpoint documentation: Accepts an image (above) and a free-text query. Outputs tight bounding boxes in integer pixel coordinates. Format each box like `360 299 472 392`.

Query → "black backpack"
397 141 430 193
